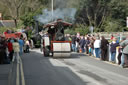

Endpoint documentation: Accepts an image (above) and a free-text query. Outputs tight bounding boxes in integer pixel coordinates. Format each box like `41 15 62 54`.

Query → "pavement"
21 49 128 85
1 49 128 85
0 58 21 85
58 53 128 85
0 64 11 85
22 50 86 85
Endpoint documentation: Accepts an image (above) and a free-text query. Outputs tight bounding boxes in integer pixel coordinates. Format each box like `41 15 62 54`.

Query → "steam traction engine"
42 19 72 57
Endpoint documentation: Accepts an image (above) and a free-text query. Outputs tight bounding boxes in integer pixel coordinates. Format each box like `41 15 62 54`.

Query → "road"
20 49 128 85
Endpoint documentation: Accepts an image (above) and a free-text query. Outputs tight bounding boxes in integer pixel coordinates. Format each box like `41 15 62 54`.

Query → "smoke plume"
34 0 77 24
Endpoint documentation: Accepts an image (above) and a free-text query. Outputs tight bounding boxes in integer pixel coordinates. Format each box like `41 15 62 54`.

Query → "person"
120 37 128 68
88 37 95 56
100 36 109 61
76 36 80 52
0 36 8 64
25 39 30 53
7 39 14 61
110 38 119 63
18 37 24 55
94 37 101 58
12 39 20 63
65 34 72 41
111 34 115 40
0 36 5 64
71 35 76 52
85 37 90 54
10 38 14 43
79 36 86 53
115 37 120 44
118 37 126 65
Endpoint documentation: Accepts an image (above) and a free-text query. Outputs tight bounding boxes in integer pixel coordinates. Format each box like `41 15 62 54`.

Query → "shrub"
75 24 90 35
103 19 123 32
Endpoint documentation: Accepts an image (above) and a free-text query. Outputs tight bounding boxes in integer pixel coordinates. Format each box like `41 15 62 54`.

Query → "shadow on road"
71 53 87 58
21 51 88 85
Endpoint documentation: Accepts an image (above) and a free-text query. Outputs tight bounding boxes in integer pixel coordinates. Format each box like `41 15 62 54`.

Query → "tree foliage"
76 0 128 32
20 8 43 27
0 0 47 27
65 24 90 35
0 0 128 33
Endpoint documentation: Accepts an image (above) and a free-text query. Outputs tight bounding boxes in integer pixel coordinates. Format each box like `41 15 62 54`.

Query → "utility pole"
51 0 54 21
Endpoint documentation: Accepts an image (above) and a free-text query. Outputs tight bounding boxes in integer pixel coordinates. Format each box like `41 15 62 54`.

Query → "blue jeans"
72 44 76 52
95 48 100 58
81 47 85 53
19 46 23 56
111 52 116 61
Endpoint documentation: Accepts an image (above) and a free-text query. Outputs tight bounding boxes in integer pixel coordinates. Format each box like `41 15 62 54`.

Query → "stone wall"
93 32 128 39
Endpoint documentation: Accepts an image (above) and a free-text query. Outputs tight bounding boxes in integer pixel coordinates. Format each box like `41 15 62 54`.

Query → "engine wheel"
43 48 49 57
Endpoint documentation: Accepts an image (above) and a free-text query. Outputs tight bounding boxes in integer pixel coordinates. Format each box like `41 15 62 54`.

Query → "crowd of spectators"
68 33 128 68
1 30 128 69
0 34 33 64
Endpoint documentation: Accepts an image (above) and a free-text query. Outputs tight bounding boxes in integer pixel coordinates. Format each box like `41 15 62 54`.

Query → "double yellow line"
16 57 25 85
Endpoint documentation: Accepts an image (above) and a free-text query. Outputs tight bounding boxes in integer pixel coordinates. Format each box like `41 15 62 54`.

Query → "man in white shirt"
94 37 101 58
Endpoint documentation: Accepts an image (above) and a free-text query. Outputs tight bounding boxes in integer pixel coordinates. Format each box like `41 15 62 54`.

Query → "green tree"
76 0 111 31
0 0 48 27
75 0 128 32
20 8 43 27
0 0 24 27
109 0 128 27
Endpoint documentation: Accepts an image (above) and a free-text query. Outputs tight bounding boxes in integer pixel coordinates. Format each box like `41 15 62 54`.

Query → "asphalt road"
0 64 11 85
21 50 85 85
21 49 128 85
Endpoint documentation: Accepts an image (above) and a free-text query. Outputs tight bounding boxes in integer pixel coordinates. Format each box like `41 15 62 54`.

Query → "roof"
0 20 15 28
43 20 72 28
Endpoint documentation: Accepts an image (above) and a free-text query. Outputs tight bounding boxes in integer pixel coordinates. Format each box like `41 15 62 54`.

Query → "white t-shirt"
94 40 101 48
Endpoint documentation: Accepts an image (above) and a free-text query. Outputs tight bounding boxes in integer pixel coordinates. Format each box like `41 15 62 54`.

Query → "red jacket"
8 42 13 52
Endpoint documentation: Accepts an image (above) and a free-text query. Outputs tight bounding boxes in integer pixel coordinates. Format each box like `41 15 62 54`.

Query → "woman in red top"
7 39 14 61
111 34 115 40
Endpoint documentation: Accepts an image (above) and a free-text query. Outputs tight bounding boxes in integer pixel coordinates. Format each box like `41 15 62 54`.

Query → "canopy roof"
43 19 72 28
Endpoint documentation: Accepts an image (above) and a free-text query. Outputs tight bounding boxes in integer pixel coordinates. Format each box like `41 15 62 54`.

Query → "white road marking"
20 57 26 85
20 59 25 85
16 56 25 85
